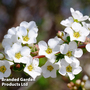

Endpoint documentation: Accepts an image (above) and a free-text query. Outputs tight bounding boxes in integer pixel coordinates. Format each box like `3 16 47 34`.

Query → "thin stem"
60 37 68 43
5 58 14 63
33 55 45 59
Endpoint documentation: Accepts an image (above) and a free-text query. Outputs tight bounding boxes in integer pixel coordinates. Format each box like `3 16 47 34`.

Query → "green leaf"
66 36 70 43
55 53 64 62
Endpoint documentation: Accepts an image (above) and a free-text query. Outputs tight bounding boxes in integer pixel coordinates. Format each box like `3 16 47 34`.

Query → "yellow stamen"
73 32 80 38
23 36 29 42
0 66 6 73
47 65 54 71
28 65 33 71
66 65 72 72
15 52 22 59
66 51 72 57
45 47 52 54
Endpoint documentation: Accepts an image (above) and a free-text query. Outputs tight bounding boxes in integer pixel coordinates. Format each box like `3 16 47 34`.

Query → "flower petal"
59 66 66 76
86 44 90 52
69 41 77 51
38 41 47 50
73 49 83 58
60 44 69 54
67 72 75 80
72 66 82 75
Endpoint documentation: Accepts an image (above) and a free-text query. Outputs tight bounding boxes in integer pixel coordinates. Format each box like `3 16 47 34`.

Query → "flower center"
45 47 52 54
66 51 72 57
74 19 79 22
15 52 22 59
66 65 72 72
73 32 80 38
0 65 6 73
23 36 29 42
28 65 33 71
47 65 54 71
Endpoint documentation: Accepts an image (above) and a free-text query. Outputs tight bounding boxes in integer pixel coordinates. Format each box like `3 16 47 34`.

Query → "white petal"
64 27 73 36
21 46 30 56
72 66 82 75
0 72 3 79
70 8 74 13
33 58 39 67
12 43 22 53
73 49 83 58
67 72 75 80
53 45 60 53
80 27 89 36
59 66 66 76
34 67 42 74
69 41 77 51
28 30 37 38
48 38 59 48
20 21 28 28
79 16 89 21
51 70 57 78
72 22 81 32
8 27 16 35
86 44 90 52
77 35 86 42
43 71 51 78
18 27 27 36
38 41 47 50
4 69 11 77
61 59 69 66
65 56 72 64
72 58 80 67
60 44 69 54
28 21 37 30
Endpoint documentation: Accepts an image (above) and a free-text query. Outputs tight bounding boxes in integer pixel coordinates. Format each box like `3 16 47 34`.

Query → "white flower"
38 39 60 59
86 43 90 52
60 41 83 63
82 22 90 33
6 43 31 64
70 8 89 22
41 61 59 78
4 27 19 39
60 17 74 27
2 35 18 49
24 57 41 79
65 22 89 42
17 26 38 44
0 60 11 79
59 58 82 80
2 27 19 52
20 21 38 33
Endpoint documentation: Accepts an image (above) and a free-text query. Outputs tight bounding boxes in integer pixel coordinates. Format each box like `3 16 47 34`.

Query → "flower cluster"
0 8 90 82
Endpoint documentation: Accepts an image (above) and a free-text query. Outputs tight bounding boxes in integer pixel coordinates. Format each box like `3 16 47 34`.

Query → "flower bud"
57 31 64 38
70 82 74 86
30 44 39 57
81 82 85 87
75 79 81 86
73 86 77 90
67 83 72 89
0 53 4 59
83 75 88 82
16 64 20 68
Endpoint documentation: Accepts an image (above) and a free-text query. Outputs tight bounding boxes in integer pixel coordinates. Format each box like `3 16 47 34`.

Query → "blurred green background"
0 0 90 90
